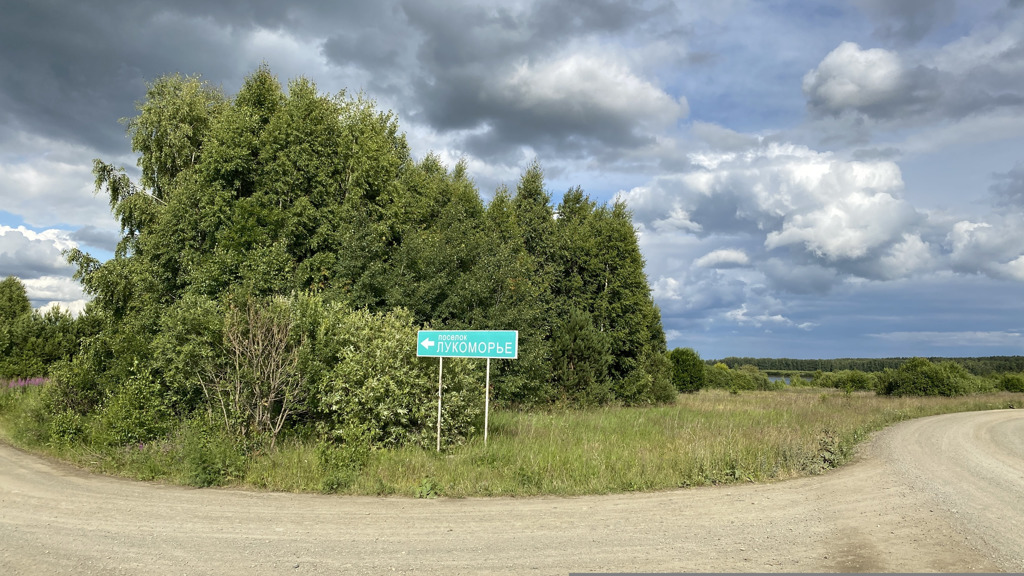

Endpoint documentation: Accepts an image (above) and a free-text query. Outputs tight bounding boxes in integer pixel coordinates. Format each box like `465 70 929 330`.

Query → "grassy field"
2 385 1021 497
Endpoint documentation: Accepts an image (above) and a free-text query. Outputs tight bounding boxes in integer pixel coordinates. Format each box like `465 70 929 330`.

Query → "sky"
2 0 1024 360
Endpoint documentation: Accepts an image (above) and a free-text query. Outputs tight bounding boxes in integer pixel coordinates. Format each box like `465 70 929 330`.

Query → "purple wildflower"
2 377 48 390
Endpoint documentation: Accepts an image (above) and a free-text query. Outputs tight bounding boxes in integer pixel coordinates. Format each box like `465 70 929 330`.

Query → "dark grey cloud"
0 1 416 157
70 226 120 252
400 0 664 74
991 161 1024 207
0 2 258 153
855 0 956 45
1 0 688 167
387 0 686 161
762 259 839 295
1 3 137 152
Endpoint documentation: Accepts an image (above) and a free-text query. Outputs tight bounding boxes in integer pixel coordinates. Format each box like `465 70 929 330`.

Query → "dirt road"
2 409 1022 574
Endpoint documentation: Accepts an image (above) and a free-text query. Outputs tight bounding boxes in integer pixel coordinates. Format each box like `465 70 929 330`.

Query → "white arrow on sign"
421 337 435 349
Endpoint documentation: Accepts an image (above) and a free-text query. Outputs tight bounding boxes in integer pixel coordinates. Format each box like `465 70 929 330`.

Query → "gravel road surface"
2 409 1022 574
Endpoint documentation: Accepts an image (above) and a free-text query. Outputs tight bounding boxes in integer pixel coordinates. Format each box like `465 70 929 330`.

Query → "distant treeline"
712 356 1024 375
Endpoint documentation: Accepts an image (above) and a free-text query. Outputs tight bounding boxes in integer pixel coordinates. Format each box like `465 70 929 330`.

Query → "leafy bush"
613 347 676 406
155 295 308 446
299 297 481 449
877 358 977 396
802 429 851 475
789 373 813 387
813 370 876 392
152 294 225 415
738 364 782 390
998 372 1024 393
178 417 248 487
705 363 780 391
92 369 171 447
44 356 106 416
705 363 730 389
48 409 85 447
668 347 705 393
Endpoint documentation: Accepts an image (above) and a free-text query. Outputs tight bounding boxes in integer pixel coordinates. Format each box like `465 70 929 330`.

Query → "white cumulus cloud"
0 225 86 310
0 226 77 277
695 248 749 268
623 142 925 277
502 51 689 132
946 218 1024 280
803 42 905 113
0 132 114 229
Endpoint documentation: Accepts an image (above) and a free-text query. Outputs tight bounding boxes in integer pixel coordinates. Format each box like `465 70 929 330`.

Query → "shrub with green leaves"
177 416 248 487
92 369 172 447
299 297 481 448
814 370 876 392
705 363 780 391
48 409 85 447
877 357 977 396
615 347 676 406
152 294 225 415
45 356 106 416
789 373 813 387
668 347 706 393
998 372 1024 392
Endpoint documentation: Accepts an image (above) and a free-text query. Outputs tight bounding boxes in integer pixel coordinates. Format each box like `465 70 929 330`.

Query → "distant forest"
712 356 1024 375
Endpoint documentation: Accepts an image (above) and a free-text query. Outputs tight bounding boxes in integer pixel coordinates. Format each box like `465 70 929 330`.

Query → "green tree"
549 308 613 405
461 185 553 405
551 190 670 402
1 278 89 380
668 347 706 393
0 276 31 323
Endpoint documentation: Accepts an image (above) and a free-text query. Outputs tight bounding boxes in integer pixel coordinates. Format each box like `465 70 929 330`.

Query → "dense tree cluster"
9 66 671 449
715 355 1024 375
0 277 89 380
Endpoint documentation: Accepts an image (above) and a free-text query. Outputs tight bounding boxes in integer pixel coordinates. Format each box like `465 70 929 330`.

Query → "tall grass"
1 385 1020 497
344 389 1021 496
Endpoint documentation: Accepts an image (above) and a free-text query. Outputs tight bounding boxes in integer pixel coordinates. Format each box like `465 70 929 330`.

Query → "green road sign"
417 330 518 359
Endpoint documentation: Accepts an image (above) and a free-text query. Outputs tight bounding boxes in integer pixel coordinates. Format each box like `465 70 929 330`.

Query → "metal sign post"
485 358 490 446
436 357 443 452
417 330 517 451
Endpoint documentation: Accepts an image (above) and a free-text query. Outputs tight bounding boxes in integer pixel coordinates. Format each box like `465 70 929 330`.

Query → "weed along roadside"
417 329 518 451
2 379 1021 498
